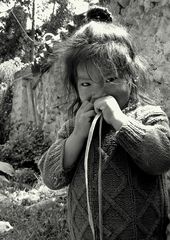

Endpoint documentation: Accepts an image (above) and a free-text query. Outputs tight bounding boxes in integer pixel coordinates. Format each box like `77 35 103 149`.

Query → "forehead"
77 61 114 83
77 62 99 79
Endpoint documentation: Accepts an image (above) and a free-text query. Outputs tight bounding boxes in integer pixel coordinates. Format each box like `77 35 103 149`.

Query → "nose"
91 87 105 103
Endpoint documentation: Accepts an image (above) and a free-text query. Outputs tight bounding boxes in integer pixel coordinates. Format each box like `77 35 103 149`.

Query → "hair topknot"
86 6 113 23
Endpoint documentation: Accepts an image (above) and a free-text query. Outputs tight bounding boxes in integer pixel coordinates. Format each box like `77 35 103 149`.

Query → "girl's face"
77 62 132 109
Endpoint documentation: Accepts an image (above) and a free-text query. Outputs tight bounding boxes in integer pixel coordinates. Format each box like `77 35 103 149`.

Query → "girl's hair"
56 7 154 116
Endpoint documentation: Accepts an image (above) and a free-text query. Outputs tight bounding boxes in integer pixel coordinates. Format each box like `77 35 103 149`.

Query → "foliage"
41 0 72 35
0 0 73 63
0 85 13 144
13 168 38 189
0 180 70 240
99 0 110 5
0 57 26 85
0 122 52 171
0 5 30 62
31 37 55 75
1 0 11 3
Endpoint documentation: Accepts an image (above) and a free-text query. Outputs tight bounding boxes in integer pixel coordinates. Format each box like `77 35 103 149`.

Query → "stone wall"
32 61 69 141
107 0 170 117
11 67 36 126
10 0 170 140
11 62 70 141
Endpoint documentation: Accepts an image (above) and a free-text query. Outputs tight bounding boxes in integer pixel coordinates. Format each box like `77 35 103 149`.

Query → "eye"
105 77 118 83
81 82 91 87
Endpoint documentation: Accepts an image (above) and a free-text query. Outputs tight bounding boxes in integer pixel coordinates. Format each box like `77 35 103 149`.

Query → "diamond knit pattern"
39 105 170 240
67 123 168 240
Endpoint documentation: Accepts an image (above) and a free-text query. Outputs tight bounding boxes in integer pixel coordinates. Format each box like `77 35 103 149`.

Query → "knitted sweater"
39 104 170 240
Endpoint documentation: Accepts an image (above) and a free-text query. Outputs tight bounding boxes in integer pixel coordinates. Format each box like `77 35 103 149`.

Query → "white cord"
84 112 102 240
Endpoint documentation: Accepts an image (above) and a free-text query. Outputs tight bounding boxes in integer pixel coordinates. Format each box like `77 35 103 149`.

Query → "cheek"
78 88 91 101
78 84 104 102
104 85 131 107
115 89 131 108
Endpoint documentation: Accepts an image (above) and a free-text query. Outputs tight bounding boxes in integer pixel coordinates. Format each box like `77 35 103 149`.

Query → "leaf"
0 175 9 183
0 161 14 177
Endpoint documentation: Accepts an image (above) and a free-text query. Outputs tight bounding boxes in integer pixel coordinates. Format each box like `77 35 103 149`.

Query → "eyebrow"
78 76 92 81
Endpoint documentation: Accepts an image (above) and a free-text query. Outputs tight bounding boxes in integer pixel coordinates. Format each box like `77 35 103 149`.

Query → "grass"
0 177 70 240
1 169 170 240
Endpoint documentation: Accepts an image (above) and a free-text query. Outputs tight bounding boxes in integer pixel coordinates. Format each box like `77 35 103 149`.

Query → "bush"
1 192 70 240
0 122 52 172
13 168 38 190
0 85 13 144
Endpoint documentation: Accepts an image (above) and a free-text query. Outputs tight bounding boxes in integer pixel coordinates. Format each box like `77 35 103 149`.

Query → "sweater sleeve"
116 105 170 175
38 119 75 190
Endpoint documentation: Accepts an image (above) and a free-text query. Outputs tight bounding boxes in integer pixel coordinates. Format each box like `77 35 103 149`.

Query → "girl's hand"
73 101 95 139
94 96 129 131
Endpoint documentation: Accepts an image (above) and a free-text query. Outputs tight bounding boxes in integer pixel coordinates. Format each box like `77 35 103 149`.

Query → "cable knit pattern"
39 118 75 189
39 104 170 240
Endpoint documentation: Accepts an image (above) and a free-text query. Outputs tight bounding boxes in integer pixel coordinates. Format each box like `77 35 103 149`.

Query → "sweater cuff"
116 117 146 149
59 139 73 174
61 139 78 174
59 139 69 173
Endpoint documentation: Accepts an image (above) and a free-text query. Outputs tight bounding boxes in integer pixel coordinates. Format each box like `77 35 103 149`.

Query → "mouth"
88 97 95 104
90 98 95 104
88 95 105 104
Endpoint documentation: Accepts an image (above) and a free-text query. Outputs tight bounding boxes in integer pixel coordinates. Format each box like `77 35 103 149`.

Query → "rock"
164 42 170 61
0 221 13 233
117 0 130 8
26 198 57 212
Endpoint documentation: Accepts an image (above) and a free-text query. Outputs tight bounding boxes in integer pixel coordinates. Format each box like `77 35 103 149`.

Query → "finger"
94 100 104 113
80 100 89 108
85 110 96 118
81 110 95 121
85 110 96 123
77 101 89 113
80 101 94 112
84 102 94 111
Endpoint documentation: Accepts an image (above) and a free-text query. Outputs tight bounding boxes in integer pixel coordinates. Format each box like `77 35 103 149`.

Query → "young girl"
39 7 170 240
